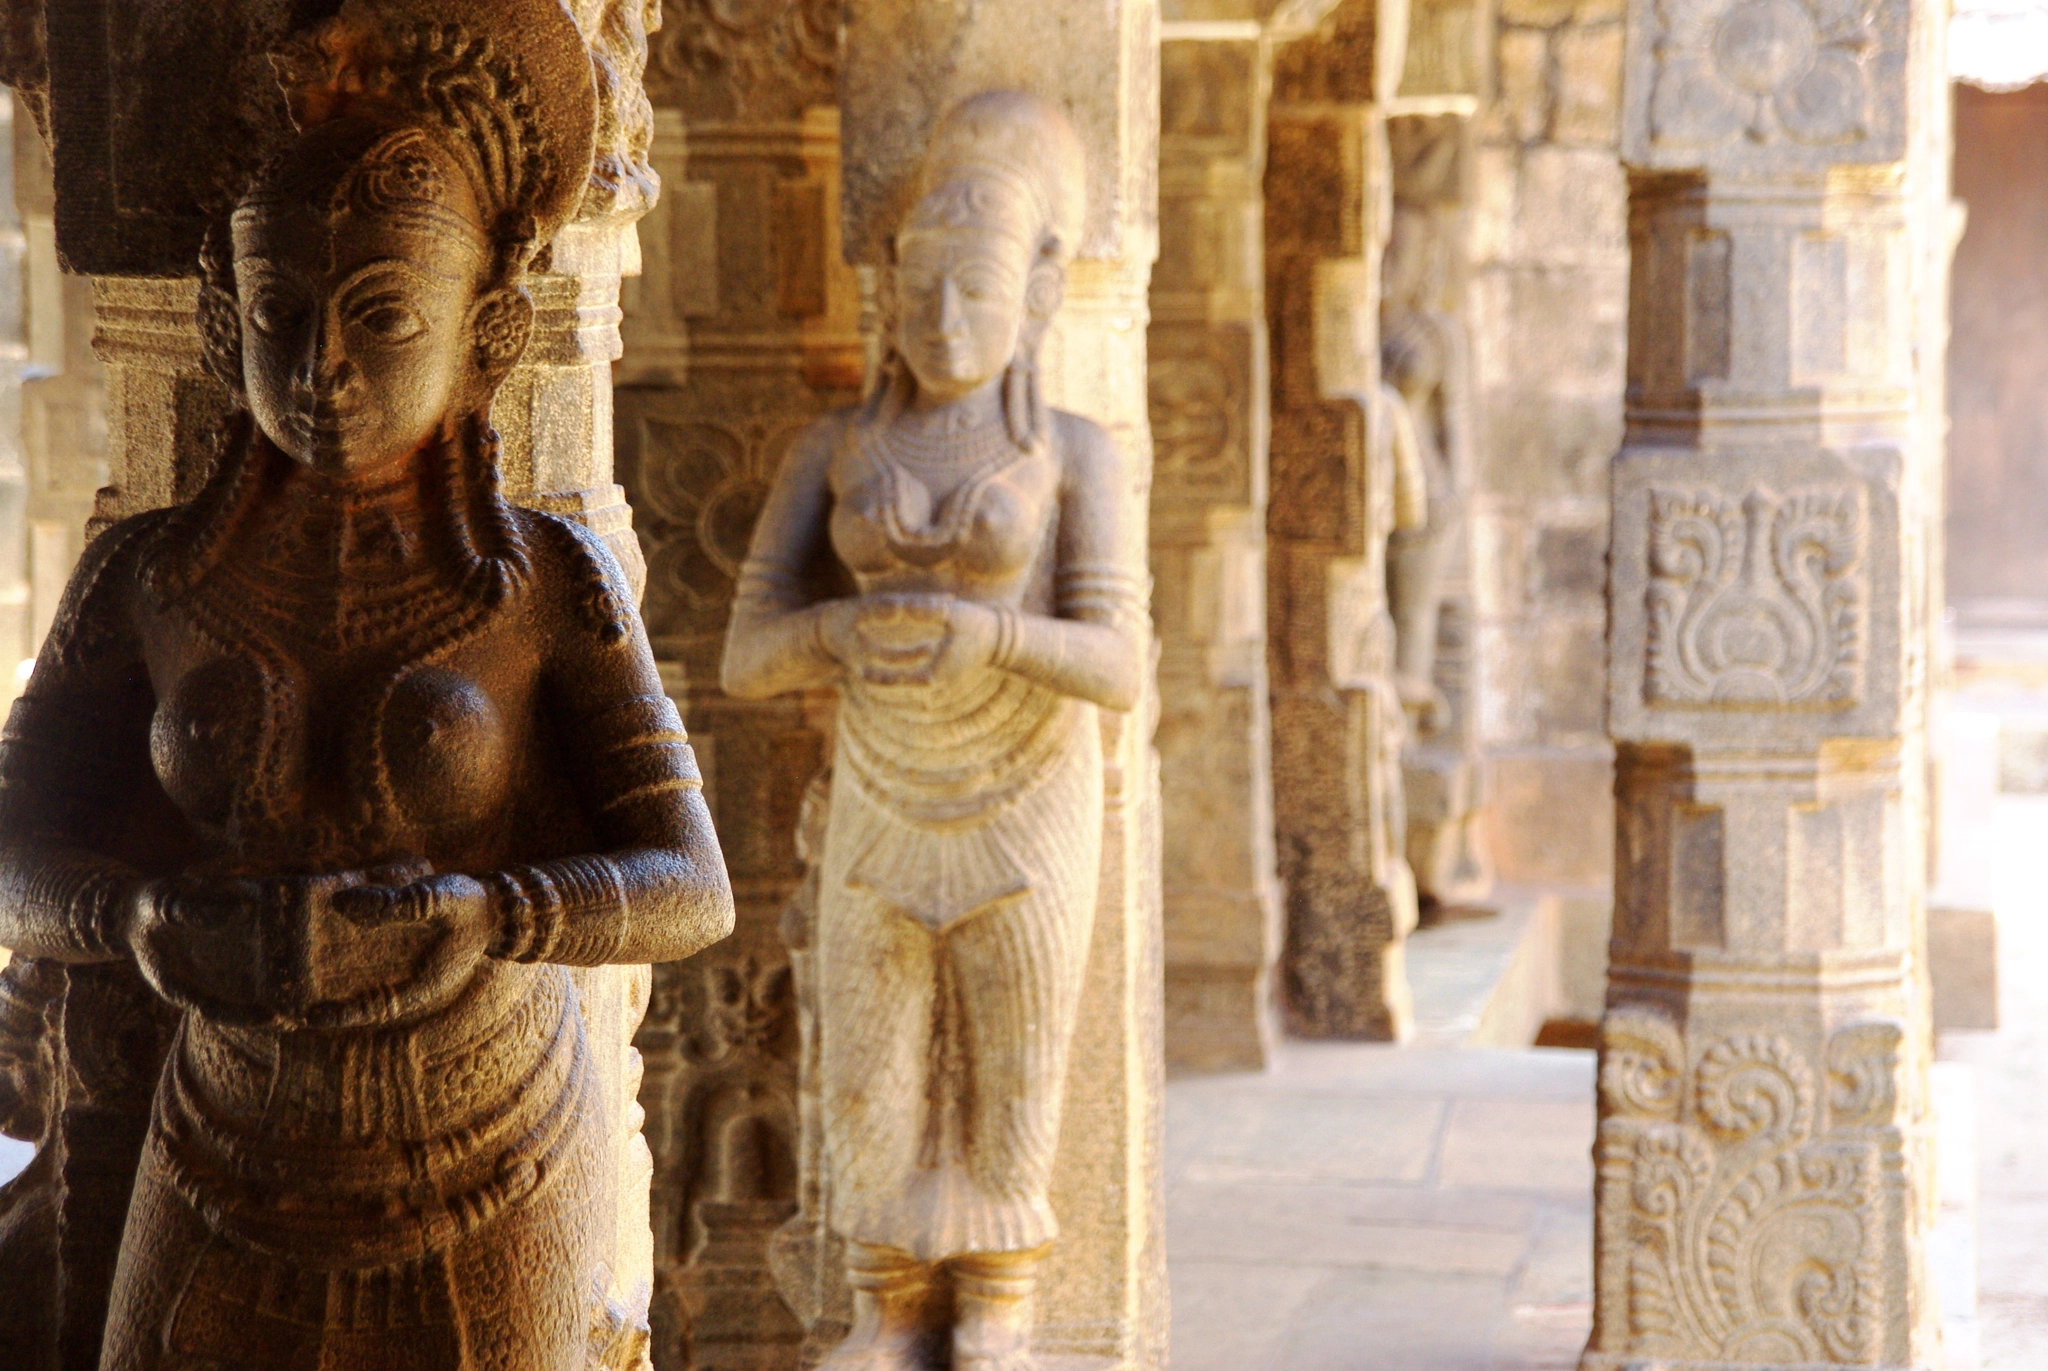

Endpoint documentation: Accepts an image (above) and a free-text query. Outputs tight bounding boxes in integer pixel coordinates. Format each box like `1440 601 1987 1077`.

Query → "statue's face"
894 223 1036 403
233 135 491 478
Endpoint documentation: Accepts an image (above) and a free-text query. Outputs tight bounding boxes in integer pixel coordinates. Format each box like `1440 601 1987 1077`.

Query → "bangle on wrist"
992 606 1022 672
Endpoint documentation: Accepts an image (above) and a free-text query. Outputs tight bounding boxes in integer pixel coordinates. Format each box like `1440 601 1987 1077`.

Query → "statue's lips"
286 407 367 448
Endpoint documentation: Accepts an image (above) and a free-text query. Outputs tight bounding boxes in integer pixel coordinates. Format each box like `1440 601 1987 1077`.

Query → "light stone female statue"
0 2 733 1366
722 91 1148 1371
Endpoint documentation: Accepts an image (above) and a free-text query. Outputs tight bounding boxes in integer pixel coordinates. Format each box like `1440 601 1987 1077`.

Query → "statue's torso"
827 415 1061 608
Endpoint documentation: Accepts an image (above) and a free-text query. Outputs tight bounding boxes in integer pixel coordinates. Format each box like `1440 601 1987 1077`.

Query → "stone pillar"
1265 0 1423 1042
1586 0 1947 1360
0 98 29 709
611 7 860 1366
1149 24 1283 1072
2 4 671 1362
831 3 1168 1364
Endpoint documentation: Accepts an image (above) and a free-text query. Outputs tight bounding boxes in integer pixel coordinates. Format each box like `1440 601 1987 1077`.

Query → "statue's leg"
95 1158 180 1371
447 1152 605 1371
1387 523 1450 730
938 874 1095 1371
822 1241 944 1371
815 885 941 1369
947 1246 1051 1371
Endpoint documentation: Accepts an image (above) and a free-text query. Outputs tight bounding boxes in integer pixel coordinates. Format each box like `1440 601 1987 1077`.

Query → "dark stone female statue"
0 2 732 1366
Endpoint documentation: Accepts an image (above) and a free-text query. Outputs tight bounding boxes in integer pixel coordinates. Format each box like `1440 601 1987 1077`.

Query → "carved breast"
150 658 515 853
380 667 514 835
831 435 1056 587
151 656 270 837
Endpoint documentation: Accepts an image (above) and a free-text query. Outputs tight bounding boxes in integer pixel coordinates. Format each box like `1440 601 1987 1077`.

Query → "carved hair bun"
269 0 598 249
908 91 1087 265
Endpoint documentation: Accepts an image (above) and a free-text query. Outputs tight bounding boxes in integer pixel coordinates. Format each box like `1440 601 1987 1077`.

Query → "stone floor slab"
1434 1098 1594 1194
1178 1090 1448 1185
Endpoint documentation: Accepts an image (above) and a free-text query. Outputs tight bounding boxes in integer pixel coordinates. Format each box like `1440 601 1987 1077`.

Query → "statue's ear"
469 287 535 387
1024 259 1066 325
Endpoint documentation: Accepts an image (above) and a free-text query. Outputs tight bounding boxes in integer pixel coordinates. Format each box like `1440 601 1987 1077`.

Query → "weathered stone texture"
1151 33 1282 1073
1469 0 1628 888
1266 0 1422 1042
1585 0 1949 1358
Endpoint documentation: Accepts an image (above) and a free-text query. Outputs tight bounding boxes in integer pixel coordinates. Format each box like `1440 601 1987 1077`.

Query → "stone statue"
722 90 1148 1371
0 2 733 1367
1382 197 1464 734
1381 116 1490 908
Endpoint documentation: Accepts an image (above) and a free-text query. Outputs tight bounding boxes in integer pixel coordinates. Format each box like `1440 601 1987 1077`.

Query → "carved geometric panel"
1624 0 1909 169
1149 329 1253 507
1645 482 1866 708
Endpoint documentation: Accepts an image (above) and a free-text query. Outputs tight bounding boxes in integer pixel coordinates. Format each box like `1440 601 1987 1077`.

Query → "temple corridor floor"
1164 1043 1595 1371
1937 793 2048 1369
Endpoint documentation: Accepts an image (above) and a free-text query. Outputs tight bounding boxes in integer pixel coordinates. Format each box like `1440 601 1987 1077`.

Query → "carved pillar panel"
1587 0 1947 1362
11 117 104 675
835 3 1167 1364
1265 0 1422 1042
614 5 858 1368
1149 29 1282 1073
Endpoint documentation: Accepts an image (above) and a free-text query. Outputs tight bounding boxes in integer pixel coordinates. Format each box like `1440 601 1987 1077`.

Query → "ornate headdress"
904 90 1086 264
879 91 1089 448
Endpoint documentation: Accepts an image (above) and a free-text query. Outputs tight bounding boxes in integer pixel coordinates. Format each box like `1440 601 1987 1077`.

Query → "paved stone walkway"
1165 1043 1595 1371
1939 793 2048 1369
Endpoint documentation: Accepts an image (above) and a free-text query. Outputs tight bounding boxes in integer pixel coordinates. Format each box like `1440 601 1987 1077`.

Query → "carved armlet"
488 855 629 966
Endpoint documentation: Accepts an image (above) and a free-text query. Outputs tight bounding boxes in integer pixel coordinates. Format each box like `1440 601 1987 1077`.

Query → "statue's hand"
819 594 945 682
308 872 496 1029
921 598 1001 686
833 593 998 687
123 875 279 1025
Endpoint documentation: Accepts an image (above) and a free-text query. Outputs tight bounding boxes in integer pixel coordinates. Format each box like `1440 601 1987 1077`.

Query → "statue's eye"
355 303 426 343
958 270 1003 302
248 292 304 336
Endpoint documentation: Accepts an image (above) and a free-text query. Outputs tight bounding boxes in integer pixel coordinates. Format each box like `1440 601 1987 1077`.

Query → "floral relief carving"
654 0 841 116
1648 0 1885 148
1149 352 1242 496
1646 482 1867 708
1598 1012 1901 1365
633 415 808 652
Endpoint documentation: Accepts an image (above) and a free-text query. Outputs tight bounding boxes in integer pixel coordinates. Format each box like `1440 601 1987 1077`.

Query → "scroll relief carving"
1648 0 1888 149
655 0 841 113
1149 350 1244 498
1645 482 1866 708
1598 1010 1906 1365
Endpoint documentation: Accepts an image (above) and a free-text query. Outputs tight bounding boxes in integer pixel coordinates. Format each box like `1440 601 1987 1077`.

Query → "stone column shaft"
1265 0 1423 1042
1149 28 1285 1073
1587 0 1947 1362
614 10 859 1362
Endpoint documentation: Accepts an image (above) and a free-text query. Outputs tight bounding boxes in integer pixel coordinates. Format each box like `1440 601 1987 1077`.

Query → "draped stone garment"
817 426 1102 1261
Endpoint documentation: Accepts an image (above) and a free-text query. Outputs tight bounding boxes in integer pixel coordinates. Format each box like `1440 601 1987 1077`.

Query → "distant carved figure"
0 3 733 1367
723 91 1147 1371
1382 198 1467 735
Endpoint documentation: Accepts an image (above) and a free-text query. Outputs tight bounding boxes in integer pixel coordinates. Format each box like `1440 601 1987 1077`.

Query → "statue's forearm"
0 844 136 963
722 595 843 699
486 842 734 967
994 611 1145 712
